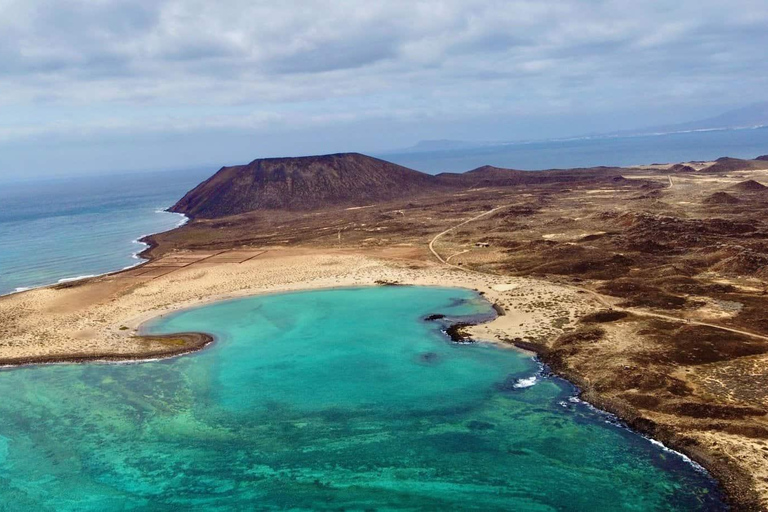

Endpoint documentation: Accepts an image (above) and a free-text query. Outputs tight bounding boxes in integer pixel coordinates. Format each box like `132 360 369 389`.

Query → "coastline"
0 248 757 509
132 283 727 497
0 332 213 369
514 339 757 511
132 210 188 261
0 209 187 299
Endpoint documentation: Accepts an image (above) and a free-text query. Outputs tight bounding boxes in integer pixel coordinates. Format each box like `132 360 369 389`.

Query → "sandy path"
428 205 510 264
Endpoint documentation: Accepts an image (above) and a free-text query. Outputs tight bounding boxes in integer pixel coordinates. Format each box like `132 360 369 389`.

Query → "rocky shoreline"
513 339 759 511
427 301 746 509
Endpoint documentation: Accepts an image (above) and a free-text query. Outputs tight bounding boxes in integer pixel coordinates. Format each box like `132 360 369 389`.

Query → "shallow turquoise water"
0 287 724 510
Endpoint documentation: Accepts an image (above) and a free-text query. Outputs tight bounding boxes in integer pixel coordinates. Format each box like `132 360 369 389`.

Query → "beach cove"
0 284 724 510
0 246 762 508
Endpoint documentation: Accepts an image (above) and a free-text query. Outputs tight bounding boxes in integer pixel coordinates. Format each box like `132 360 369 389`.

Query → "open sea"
0 128 766 296
383 126 768 173
0 169 210 296
0 286 726 510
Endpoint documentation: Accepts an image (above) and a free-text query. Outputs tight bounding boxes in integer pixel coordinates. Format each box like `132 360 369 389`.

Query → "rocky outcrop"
669 163 696 173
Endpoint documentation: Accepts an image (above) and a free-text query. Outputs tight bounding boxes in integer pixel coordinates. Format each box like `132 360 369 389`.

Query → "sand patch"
491 284 520 292
0 248 596 364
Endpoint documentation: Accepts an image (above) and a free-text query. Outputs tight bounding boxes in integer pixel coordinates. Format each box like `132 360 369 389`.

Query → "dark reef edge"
428 290 750 510
431 303 742 508
0 333 214 369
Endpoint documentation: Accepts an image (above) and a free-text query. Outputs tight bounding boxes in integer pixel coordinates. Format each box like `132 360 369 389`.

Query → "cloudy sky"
1 0 767 177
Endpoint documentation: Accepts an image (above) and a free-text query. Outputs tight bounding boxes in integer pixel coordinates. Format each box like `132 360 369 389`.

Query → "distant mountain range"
609 102 768 137
392 103 768 155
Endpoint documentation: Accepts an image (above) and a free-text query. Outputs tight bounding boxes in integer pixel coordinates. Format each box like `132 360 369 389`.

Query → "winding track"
428 206 509 264
428 205 768 342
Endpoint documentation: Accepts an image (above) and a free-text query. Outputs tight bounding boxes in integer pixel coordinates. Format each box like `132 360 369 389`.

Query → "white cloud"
0 0 766 143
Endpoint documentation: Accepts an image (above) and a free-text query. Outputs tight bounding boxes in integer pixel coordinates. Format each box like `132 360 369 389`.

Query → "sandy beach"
0 247 596 365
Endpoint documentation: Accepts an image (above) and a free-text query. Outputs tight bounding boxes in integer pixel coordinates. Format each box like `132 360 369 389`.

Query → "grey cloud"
267 33 399 74
0 0 765 147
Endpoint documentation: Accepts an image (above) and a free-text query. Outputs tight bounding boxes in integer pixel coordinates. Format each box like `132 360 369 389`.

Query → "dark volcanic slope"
171 153 438 218
730 179 767 192
669 163 696 173
435 164 625 187
704 191 740 205
703 157 768 174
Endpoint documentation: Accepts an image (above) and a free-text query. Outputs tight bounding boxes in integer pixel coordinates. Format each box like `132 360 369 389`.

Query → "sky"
1 0 767 178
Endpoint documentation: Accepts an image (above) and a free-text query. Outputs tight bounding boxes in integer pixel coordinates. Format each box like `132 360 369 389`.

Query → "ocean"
0 169 209 296
0 286 725 510
1 127 766 296
382 126 768 173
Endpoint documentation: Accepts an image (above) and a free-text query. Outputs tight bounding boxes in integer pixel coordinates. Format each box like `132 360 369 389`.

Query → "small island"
3 152 768 509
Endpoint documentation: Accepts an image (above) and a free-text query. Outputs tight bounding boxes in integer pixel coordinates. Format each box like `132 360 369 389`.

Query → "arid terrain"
4 153 768 509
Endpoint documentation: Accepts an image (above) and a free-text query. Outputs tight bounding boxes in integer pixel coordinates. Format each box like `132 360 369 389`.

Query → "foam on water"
513 375 538 388
0 170 205 296
57 274 96 283
563 395 707 473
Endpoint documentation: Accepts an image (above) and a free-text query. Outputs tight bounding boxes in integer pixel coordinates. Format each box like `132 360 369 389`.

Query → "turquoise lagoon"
0 286 724 510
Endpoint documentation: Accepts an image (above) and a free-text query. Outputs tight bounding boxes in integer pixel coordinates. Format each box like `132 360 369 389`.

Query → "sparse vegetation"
579 310 629 323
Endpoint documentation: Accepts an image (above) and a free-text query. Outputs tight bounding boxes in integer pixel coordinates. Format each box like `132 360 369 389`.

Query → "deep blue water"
382 127 768 173
0 169 209 296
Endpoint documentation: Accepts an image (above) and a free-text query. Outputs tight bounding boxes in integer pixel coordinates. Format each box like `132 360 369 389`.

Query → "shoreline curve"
0 332 214 369
513 339 759 511
0 271 754 509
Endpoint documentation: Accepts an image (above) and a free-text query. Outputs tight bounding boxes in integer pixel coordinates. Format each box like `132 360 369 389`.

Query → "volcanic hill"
703 191 740 205
171 153 439 219
439 164 624 187
669 163 696 173
171 153 639 220
730 179 767 192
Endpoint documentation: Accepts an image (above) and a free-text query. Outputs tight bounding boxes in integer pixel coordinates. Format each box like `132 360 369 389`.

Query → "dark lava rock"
669 402 766 420
445 323 473 342
669 163 696 173
704 157 752 174
579 310 629 323
730 179 767 192
374 280 401 286
494 374 527 392
424 314 446 321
